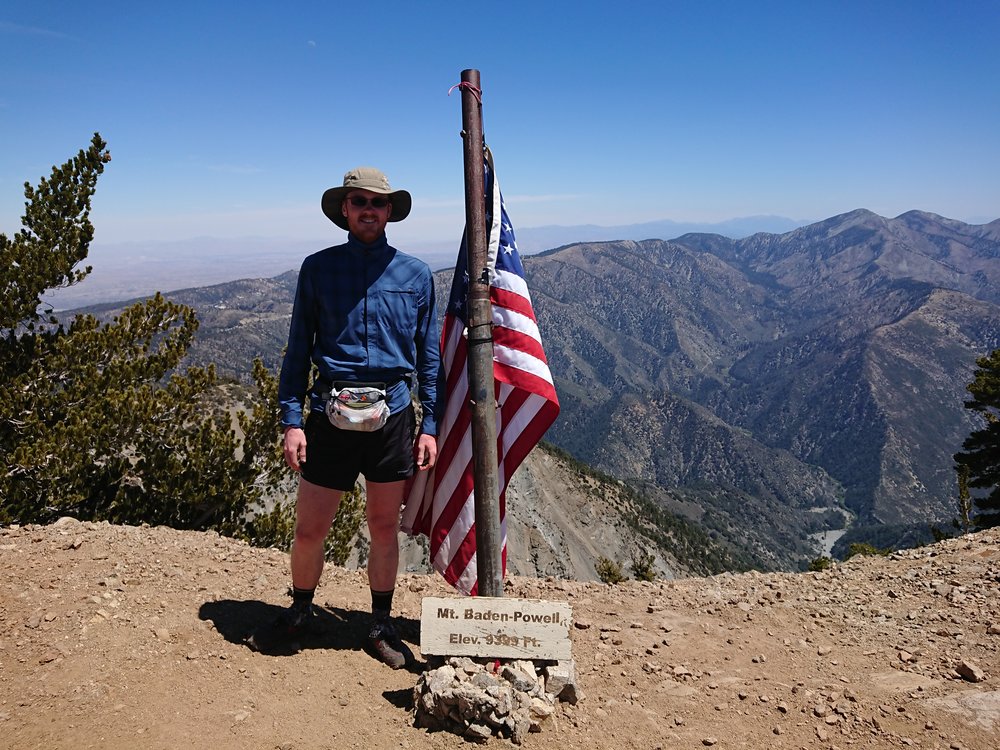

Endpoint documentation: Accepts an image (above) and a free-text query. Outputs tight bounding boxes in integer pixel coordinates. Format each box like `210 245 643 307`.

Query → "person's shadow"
198 599 425 675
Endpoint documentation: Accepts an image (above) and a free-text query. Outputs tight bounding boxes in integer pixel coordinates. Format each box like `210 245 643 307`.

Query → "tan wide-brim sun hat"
321 166 412 231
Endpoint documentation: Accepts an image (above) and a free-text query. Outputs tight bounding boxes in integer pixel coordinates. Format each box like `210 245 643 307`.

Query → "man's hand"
414 433 437 470
283 427 307 471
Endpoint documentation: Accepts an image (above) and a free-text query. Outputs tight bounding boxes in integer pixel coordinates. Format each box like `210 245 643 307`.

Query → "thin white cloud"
0 20 71 38
307 40 316 47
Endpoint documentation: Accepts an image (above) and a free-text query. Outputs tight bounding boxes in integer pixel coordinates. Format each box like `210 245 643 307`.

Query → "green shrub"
845 542 891 560
808 556 834 571
596 556 626 585
631 549 656 581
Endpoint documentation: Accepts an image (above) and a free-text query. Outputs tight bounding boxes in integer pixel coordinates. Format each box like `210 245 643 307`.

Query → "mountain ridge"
525 210 1000 562
65 209 1000 570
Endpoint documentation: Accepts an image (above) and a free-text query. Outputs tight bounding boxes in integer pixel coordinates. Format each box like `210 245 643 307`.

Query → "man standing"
249 167 439 669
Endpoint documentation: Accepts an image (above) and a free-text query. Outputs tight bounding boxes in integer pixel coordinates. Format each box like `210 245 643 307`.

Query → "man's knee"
294 481 342 545
367 506 400 544
294 519 331 547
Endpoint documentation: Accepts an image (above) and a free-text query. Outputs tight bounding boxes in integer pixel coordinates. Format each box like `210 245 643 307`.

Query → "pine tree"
954 348 1000 529
0 134 283 532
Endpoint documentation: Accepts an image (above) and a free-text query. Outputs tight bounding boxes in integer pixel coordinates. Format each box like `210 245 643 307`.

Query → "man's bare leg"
364 479 412 668
365 479 405 590
246 478 343 653
290 478 344 590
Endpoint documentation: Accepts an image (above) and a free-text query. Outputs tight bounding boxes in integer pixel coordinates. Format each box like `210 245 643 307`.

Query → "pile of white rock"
413 656 580 744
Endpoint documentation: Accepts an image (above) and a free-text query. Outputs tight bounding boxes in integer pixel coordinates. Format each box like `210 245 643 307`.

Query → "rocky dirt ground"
2 519 999 750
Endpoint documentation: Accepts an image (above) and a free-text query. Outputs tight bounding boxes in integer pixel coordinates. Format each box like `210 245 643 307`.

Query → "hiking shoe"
368 618 413 669
246 604 313 653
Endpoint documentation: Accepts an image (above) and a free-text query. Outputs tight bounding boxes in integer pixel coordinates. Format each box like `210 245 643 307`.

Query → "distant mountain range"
45 215 815 310
512 215 811 253
528 209 1000 564
71 209 1000 571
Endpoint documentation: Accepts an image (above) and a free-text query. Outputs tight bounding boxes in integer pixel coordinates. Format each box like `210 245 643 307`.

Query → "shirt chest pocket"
378 288 418 334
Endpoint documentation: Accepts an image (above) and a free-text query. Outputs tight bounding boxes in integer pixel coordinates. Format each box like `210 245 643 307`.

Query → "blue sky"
2 0 998 255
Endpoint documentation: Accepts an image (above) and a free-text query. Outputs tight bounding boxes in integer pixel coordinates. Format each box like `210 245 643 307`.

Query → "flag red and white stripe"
401 151 559 595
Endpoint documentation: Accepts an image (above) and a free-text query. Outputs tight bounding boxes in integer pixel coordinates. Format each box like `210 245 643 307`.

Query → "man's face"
342 189 392 244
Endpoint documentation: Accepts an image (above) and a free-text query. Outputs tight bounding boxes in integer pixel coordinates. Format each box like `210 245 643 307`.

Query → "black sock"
371 588 394 620
292 586 315 610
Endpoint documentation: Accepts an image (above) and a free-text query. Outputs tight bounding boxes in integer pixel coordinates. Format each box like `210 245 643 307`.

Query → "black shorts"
300 405 416 491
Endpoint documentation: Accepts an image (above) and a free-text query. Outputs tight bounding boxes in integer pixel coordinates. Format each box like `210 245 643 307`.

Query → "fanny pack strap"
332 380 387 391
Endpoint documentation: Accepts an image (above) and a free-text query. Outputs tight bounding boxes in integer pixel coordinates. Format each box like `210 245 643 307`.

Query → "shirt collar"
346 232 390 254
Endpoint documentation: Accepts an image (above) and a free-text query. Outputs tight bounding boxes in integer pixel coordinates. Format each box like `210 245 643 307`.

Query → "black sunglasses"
347 195 390 209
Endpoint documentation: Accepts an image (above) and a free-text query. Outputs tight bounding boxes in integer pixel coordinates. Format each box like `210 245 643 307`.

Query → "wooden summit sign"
421 596 573 660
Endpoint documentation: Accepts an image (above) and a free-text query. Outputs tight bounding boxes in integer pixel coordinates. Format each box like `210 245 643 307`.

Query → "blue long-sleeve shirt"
278 233 439 435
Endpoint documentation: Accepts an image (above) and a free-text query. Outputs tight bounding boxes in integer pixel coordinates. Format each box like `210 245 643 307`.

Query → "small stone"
529 697 554 721
464 723 492 742
543 661 579 704
500 664 536 693
702 738 718 746
573 619 592 630
956 660 986 683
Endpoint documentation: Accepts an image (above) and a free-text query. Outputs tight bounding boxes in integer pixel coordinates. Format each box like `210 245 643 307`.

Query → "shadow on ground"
198 599 424 673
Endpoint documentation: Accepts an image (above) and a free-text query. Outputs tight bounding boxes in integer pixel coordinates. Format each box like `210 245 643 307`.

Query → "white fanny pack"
325 384 389 432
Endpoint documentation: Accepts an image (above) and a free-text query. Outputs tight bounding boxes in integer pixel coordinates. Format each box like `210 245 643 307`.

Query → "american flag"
401 150 559 595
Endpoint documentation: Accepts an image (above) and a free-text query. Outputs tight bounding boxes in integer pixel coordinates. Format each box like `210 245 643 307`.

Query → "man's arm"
278 261 315 471
278 262 315 430
414 268 440 437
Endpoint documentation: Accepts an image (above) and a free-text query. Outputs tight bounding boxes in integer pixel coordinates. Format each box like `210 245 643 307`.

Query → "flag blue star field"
402 150 560 595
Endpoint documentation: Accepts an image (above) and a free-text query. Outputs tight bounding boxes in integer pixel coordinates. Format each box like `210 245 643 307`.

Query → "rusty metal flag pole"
457 68 503 598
